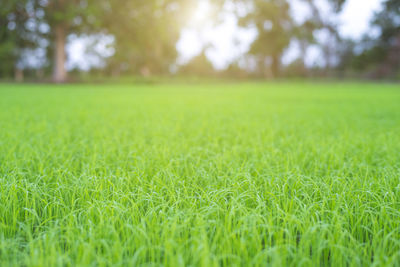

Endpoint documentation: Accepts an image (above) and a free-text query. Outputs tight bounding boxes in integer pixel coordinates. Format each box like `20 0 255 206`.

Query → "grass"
0 82 399 266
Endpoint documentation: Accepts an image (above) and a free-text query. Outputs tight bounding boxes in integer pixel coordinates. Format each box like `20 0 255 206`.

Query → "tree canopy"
1 0 398 81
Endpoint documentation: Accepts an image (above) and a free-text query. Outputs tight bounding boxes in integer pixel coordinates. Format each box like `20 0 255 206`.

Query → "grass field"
0 82 399 266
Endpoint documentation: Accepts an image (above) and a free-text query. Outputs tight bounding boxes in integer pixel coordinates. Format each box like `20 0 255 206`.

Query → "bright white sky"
67 0 384 71
339 0 383 38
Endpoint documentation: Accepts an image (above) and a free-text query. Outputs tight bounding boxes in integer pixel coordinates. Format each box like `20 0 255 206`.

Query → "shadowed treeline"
1 0 399 82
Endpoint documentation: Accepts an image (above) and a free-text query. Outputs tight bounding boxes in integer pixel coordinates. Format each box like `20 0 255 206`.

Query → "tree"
102 0 197 76
341 0 399 78
0 0 37 80
38 0 102 82
237 0 293 78
300 0 346 73
370 0 400 77
178 50 215 77
291 19 320 75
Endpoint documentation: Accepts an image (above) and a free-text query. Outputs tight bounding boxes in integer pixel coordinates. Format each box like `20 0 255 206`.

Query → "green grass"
0 82 399 266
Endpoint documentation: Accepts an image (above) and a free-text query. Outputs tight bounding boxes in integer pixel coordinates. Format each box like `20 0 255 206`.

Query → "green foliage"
103 0 197 75
373 0 400 43
238 0 293 77
0 0 36 76
178 51 215 76
0 82 400 266
41 0 102 30
351 46 387 71
342 0 400 78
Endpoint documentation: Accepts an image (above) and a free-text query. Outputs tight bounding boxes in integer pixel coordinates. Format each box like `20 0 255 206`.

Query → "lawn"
0 82 399 266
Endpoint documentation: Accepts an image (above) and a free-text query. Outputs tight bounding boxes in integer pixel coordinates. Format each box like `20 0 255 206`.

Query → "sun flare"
192 0 212 27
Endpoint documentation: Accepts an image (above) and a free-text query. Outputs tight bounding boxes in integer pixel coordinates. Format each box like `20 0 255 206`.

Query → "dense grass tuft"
0 82 400 266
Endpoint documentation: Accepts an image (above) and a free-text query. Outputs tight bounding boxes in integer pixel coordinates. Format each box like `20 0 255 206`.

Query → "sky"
67 0 384 71
339 0 383 38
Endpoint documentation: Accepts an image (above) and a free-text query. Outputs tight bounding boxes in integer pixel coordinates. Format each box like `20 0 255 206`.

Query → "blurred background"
0 0 399 83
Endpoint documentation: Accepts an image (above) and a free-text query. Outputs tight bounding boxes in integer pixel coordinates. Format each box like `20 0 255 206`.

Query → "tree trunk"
323 39 333 76
15 68 24 82
53 24 67 83
260 57 272 79
271 55 280 78
300 41 308 76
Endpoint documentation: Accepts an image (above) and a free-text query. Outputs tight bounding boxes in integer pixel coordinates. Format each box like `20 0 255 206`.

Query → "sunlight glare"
192 0 212 27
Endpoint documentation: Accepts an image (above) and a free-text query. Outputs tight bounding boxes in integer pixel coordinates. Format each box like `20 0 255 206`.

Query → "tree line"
1 0 399 82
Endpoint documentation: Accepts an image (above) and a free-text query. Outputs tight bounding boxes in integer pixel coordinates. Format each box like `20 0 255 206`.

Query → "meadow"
0 82 399 266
